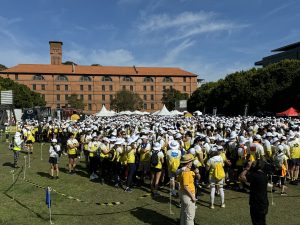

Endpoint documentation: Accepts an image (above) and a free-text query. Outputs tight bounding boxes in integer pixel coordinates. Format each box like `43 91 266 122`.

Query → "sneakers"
210 204 214 209
221 203 226 208
280 192 287 196
124 187 133 193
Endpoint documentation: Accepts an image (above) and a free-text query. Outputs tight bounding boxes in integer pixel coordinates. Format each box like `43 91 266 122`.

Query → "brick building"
0 41 198 113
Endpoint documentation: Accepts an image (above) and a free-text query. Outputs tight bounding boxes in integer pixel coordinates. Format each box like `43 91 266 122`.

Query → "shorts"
150 167 162 173
273 169 286 185
26 140 33 144
68 154 77 159
289 158 300 166
138 161 150 172
49 157 58 164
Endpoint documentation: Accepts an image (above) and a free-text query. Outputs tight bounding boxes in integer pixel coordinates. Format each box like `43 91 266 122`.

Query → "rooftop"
271 41 300 52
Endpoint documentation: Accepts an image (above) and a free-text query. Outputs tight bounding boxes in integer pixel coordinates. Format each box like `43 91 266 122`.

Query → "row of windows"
57 94 113 101
33 84 187 92
56 102 156 111
31 74 183 83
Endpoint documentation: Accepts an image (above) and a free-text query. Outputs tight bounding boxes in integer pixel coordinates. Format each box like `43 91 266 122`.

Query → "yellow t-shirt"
127 149 136 164
290 140 300 159
179 171 195 195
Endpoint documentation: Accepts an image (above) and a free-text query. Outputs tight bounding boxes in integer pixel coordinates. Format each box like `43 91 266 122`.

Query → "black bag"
150 150 159 167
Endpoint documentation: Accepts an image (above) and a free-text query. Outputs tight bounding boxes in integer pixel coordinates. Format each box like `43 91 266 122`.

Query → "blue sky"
0 0 300 81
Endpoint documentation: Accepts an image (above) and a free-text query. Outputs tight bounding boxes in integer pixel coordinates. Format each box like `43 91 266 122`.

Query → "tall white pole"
23 156 27 180
41 143 43 161
11 170 15 200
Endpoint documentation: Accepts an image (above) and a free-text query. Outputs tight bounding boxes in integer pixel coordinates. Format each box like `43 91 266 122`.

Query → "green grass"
1 142 300 225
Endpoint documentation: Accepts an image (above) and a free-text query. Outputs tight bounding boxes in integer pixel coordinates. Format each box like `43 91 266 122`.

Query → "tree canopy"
162 88 189 110
188 59 300 115
110 90 143 111
0 77 46 108
0 64 7 71
66 94 85 110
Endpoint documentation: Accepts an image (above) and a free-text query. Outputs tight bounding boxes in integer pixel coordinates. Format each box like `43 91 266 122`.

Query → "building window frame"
79 75 92 82
33 74 45 80
56 75 68 81
163 76 173 83
102 75 112 82
123 76 133 82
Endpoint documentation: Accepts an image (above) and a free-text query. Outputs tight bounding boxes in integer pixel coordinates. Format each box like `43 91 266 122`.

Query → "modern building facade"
255 41 300 67
0 41 198 113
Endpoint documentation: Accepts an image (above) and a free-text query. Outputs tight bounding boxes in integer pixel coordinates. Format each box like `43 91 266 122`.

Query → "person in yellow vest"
183 132 192 152
67 133 79 174
288 134 300 185
113 138 125 187
13 132 23 168
124 139 137 192
137 135 151 185
99 137 111 184
248 135 265 162
166 140 181 196
88 136 100 180
150 142 164 196
178 154 199 225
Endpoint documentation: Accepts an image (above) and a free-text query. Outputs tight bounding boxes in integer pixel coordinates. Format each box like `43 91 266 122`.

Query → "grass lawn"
1 142 300 225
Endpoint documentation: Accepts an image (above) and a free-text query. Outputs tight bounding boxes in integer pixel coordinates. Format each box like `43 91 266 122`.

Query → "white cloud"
162 39 195 64
64 48 134 66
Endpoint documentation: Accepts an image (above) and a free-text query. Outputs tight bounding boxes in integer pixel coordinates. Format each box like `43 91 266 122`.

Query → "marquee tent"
276 107 299 117
95 105 115 117
153 105 173 116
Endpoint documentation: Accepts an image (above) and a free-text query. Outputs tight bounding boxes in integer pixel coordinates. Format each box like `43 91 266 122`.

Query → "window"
102 76 112 82
56 75 68 81
151 94 154 101
163 86 166 90
123 76 133 82
151 103 154 110
80 85 84 91
144 77 154 82
33 75 45 80
65 85 68 91
183 77 186 82
102 85 105 91
88 104 92 111
41 84 45 90
102 95 105 101
130 85 133 91
143 86 146 91
109 85 113 91
56 85 60 91
150 86 154 91
88 85 92 91
79 75 92 82
143 103 147 110
122 86 126 90
57 95 60 101
183 86 186 92
110 95 113 101
80 94 84 100
163 77 173 83
88 95 92 101
32 84 36 90
15 74 19 80
65 94 69 100
143 94 147 100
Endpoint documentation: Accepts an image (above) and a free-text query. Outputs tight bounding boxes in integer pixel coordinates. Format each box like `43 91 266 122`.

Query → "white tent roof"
95 105 115 117
154 105 173 116
171 110 183 115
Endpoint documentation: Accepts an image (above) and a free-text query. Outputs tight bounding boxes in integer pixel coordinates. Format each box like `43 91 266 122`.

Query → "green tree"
62 61 77 65
0 77 46 108
66 94 85 110
110 90 143 111
162 88 189 110
0 64 7 71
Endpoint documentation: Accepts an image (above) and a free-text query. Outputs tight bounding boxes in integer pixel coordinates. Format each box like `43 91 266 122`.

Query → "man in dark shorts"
239 159 269 225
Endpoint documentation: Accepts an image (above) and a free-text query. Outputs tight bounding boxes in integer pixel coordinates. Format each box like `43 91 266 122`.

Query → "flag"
45 187 51 208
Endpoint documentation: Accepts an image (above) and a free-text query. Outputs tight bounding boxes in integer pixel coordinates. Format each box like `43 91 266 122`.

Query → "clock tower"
49 41 63 65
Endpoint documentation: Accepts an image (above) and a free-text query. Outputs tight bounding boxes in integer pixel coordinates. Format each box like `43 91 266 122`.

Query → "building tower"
49 41 63 65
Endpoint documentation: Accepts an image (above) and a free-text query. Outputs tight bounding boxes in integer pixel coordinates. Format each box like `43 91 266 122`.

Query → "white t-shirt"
49 144 61 158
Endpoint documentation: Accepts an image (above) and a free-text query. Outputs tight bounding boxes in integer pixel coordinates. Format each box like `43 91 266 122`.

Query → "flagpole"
11 170 15 200
23 156 27 180
41 143 43 161
28 150 31 168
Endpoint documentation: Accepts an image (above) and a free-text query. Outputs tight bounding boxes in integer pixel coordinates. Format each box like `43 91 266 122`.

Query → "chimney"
133 65 138 74
49 41 63 65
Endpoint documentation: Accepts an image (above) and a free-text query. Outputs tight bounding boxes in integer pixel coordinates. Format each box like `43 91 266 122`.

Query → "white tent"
171 110 183 116
194 110 203 116
118 110 133 115
154 105 173 116
95 105 115 117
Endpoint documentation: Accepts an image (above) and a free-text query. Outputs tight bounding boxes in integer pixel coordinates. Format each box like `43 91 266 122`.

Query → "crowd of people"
10 114 300 225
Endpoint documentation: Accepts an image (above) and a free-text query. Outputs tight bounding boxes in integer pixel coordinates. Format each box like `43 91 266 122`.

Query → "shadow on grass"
2 162 15 168
37 171 52 179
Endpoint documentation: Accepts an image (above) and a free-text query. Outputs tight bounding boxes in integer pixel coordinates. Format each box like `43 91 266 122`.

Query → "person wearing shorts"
48 138 61 179
67 133 79 174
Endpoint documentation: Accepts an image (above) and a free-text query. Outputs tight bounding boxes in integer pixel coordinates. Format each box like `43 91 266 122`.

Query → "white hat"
102 137 110 143
266 132 273 137
169 140 179 150
14 132 21 137
141 135 148 140
189 148 196 155
115 138 125 145
254 134 262 140
175 133 182 139
110 136 117 142
51 139 57 143
153 142 161 151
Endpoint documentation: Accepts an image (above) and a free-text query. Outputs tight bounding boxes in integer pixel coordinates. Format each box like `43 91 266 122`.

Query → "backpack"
214 162 225 180
150 151 159 167
170 158 180 173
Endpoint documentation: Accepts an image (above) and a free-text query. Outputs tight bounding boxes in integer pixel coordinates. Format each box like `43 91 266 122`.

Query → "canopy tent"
95 105 115 117
153 105 173 116
171 110 183 116
276 107 299 117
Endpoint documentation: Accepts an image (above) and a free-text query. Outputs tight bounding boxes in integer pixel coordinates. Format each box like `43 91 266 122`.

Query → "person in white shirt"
48 139 61 179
